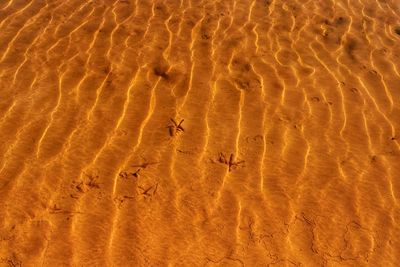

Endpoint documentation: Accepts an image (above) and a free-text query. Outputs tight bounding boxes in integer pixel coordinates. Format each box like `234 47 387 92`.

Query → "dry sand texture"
1 0 400 266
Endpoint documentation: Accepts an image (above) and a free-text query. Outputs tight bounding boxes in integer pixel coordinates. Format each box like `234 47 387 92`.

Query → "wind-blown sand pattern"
1 0 400 266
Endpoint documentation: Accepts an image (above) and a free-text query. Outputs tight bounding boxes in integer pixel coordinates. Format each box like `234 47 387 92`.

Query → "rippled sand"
1 0 400 266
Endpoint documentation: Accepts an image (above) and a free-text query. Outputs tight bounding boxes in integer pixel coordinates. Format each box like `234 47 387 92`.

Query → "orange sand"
1 0 400 266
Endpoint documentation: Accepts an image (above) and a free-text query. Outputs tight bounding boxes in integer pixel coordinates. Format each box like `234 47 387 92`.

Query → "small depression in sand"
1 0 400 266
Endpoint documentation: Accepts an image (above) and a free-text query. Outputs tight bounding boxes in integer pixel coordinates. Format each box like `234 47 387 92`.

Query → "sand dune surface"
1 0 400 266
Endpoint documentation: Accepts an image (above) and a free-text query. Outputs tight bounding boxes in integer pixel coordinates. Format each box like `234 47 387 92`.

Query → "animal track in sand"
350 88 358 93
138 183 158 198
119 158 158 179
311 96 320 102
131 158 159 169
245 135 264 144
49 204 83 215
72 172 101 195
113 195 135 209
167 118 185 137
0 257 22 267
119 170 140 179
218 153 245 172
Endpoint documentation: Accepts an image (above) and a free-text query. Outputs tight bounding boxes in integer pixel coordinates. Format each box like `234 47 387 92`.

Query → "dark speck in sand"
336 16 346 25
395 27 400 35
153 67 169 80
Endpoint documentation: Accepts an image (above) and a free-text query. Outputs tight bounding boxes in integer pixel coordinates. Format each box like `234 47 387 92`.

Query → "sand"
1 0 400 266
